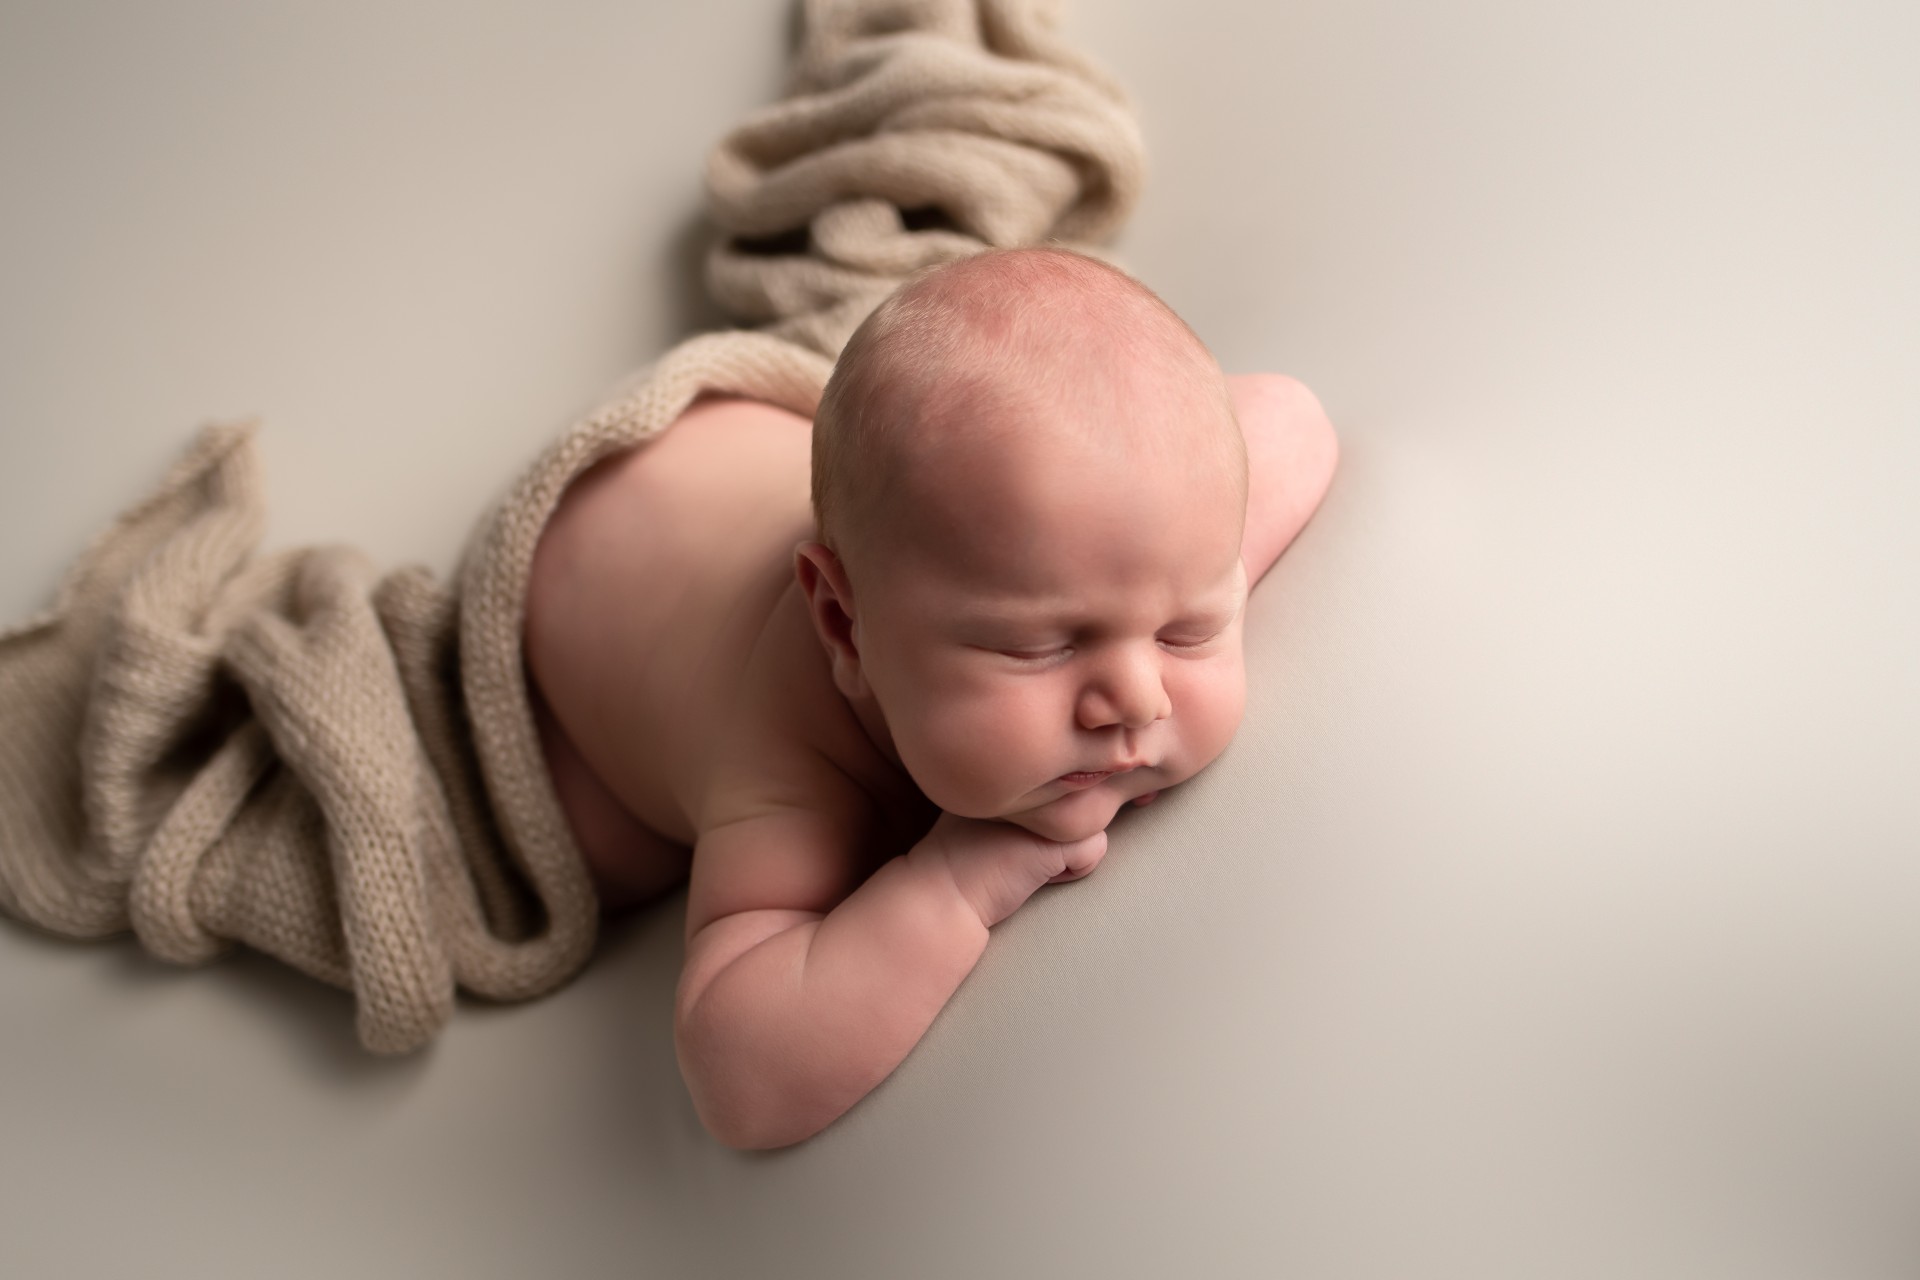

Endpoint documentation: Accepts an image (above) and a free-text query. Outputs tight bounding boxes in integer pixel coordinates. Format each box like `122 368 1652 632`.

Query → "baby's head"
795 246 1249 843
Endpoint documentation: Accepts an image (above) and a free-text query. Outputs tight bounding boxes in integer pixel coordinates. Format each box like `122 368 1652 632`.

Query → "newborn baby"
524 247 1338 1149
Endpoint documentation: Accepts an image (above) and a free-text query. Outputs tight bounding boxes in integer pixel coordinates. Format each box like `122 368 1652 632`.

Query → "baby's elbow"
718 1116 823 1153
674 1001 836 1153
1232 371 1339 485
1282 375 1340 502
1280 374 1340 481
677 1028 782 1151
697 1100 788 1153
689 1082 824 1152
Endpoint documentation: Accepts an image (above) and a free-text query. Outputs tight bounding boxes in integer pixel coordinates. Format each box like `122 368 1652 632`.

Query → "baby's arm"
676 809 1103 1150
1230 374 1339 586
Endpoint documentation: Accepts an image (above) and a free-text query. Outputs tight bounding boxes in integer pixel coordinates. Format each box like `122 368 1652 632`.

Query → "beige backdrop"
2 1 1916 1276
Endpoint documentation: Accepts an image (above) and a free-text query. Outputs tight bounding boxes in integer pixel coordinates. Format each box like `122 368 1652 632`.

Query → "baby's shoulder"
717 578 909 809
686 586 932 934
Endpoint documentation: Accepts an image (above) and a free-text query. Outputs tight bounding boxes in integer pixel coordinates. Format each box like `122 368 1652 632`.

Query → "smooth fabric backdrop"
2 1 1915 1276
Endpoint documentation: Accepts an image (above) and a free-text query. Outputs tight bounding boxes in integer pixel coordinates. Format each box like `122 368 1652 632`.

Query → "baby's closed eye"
992 631 1225 664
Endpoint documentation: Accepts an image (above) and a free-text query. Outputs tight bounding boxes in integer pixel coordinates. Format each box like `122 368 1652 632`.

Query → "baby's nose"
1077 646 1172 730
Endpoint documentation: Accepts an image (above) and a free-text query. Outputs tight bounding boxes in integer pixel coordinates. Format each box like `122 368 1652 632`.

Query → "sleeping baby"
522 246 1338 1149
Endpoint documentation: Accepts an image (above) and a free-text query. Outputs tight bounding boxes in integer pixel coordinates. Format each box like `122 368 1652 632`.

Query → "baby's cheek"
1171 663 1248 777
910 684 1054 800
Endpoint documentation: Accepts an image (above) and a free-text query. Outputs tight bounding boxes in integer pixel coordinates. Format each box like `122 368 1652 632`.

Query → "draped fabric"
0 0 1143 1052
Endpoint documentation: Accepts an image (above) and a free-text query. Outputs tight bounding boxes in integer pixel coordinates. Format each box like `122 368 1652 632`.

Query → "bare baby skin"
524 249 1338 1149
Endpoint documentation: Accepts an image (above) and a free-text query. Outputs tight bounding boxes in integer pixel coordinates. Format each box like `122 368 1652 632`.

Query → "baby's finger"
1047 830 1108 882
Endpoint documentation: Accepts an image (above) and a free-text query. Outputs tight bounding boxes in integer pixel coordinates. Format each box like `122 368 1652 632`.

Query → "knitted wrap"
0 0 1142 1053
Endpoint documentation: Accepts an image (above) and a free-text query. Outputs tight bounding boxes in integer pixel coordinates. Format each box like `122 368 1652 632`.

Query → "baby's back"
523 395 930 909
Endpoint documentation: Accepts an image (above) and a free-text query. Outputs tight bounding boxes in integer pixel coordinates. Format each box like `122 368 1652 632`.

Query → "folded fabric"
0 0 1143 1052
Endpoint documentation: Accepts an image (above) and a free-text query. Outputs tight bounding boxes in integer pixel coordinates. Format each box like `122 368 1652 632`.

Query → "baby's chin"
999 786 1126 843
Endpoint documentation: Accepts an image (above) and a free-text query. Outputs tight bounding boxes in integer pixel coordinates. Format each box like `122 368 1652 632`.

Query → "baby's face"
852 413 1248 844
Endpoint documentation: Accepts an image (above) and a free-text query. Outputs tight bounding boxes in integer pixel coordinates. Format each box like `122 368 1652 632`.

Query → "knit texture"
0 0 1142 1053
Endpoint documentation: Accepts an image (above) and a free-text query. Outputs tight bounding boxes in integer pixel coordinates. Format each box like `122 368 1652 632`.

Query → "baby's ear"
793 541 870 700
792 540 848 605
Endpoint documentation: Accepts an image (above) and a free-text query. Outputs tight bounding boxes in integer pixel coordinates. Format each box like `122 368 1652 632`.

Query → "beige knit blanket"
0 0 1143 1053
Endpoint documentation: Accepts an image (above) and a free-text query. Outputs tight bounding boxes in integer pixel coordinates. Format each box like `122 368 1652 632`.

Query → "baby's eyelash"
996 632 1222 663
1001 648 1067 663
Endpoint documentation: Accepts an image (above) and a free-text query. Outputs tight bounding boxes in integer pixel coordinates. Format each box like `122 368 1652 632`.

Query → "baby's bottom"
530 679 691 913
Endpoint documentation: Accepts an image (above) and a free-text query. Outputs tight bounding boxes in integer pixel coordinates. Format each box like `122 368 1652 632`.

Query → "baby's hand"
912 811 1108 929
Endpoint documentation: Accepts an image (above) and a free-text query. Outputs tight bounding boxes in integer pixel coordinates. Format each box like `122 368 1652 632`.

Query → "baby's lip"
1057 763 1143 781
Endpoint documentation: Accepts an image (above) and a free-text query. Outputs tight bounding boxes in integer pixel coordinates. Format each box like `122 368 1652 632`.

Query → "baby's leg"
1230 374 1339 586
